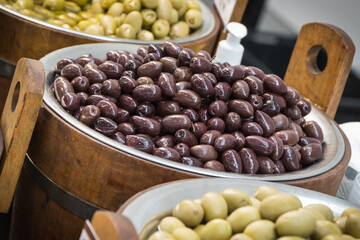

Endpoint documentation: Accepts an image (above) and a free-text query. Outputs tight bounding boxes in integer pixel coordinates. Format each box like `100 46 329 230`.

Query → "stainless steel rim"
41 43 345 182
0 1 215 45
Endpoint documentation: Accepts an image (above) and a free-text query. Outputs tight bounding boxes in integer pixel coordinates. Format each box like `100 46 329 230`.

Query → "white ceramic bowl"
118 178 359 234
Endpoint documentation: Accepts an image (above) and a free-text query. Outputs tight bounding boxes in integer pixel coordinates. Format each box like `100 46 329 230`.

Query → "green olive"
227 206 261 234
277 237 305 240
34 5 55 18
299 208 326 221
34 0 44 5
19 9 44 19
53 10 65 15
56 13 77 26
169 21 189 39
172 199 204 228
61 23 72 29
158 36 171 40
171 227 200 240
123 0 140 13
177 0 187 18
312 220 342 240
77 18 98 30
220 188 251 213
200 219 232 240
335 216 347 233
156 0 172 21
344 212 360 238
169 8 178 25
82 2 91 10
78 10 92 19
184 8 201 29
114 13 126 26
229 233 253 240
68 0 87 7
250 197 261 208
100 0 115 9
107 2 123 16
276 209 316 238
201 192 228 222
342 234 356 240
253 186 280 201
259 193 302 221
243 220 276 240
43 0 65 10
46 18 65 26
305 204 334 221
100 15 116 35
116 23 136 38
193 224 205 236
14 0 34 10
64 1 81 12
151 19 170 39
84 24 105 35
148 231 176 240
342 208 360 218
320 234 343 240
66 12 82 21
141 9 157 26
124 10 142 33
140 0 158 8
170 0 182 9
187 0 200 11
159 216 185 234
90 0 104 14
137 30 155 41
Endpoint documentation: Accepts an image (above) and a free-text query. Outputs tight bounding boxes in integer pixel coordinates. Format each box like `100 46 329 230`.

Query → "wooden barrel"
9 22 355 239
0 2 221 113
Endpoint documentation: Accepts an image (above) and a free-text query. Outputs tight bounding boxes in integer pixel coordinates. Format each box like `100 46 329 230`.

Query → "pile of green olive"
147 186 360 240
2 0 203 40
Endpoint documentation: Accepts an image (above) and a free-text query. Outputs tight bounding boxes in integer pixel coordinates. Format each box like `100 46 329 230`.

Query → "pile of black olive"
52 41 324 174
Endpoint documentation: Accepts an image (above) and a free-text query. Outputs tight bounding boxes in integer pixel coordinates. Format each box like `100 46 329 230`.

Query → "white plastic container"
348 174 360 206
213 22 248 65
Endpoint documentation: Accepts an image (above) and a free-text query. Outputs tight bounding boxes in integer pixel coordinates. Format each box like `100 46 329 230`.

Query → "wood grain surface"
284 23 355 119
10 168 85 240
0 58 44 213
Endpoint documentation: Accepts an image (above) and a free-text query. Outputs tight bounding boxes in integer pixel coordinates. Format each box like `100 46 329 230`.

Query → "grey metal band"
23 155 101 220
0 57 16 79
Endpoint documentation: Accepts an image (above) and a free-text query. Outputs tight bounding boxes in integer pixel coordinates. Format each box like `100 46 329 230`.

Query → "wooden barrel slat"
10 168 84 240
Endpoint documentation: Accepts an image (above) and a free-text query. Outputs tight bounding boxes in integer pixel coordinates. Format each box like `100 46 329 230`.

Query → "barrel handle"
0 58 44 213
284 22 355 119
90 210 138 240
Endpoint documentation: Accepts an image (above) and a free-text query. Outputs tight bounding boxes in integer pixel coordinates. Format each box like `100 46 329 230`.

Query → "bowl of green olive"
118 178 360 240
0 0 220 61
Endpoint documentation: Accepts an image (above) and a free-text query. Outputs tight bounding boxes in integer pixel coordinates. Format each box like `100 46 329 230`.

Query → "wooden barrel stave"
10 168 84 240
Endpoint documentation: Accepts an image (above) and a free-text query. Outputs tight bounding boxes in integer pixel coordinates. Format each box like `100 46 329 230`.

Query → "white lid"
226 22 248 44
214 22 248 65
